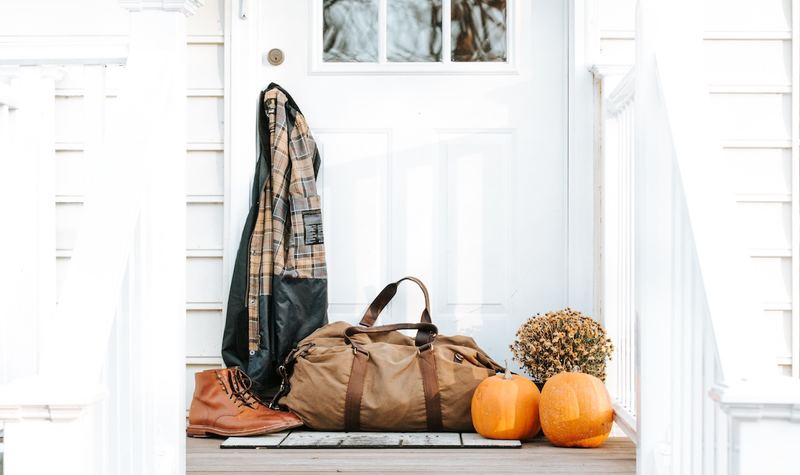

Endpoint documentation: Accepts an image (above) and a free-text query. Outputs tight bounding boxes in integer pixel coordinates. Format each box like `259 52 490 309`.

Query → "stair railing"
595 1 800 474
595 67 639 444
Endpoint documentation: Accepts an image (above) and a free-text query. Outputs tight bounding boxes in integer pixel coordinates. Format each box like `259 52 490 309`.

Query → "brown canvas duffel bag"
273 277 503 432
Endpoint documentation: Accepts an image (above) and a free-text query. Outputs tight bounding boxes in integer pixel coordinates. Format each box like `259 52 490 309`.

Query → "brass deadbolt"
267 48 284 66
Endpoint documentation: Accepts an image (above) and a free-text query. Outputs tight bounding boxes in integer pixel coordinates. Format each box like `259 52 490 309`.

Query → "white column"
116 2 201 473
0 67 61 386
634 1 674 473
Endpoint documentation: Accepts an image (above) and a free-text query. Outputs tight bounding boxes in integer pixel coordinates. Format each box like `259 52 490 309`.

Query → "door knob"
267 48 284 66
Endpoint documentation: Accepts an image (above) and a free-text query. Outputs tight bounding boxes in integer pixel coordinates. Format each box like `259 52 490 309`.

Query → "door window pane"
323 0 379 62
387 0 443 62
451 0 507 62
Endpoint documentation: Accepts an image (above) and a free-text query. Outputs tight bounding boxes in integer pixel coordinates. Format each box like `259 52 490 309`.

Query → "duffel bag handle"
359 276 432 327
345 322 438 350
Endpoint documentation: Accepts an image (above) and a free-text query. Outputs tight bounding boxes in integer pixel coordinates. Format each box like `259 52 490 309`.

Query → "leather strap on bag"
359 277 432 327
344 349 369 431
417 348 443 431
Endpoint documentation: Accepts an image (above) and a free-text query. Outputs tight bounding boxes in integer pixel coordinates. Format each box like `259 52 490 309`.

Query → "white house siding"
183 0 226 411
598 0 800 377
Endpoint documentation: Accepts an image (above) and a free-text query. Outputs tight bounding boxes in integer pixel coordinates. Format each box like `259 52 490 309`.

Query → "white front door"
251 0 568 362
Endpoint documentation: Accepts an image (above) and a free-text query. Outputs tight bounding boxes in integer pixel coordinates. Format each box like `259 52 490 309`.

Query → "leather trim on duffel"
344 350 369 431
418 348 444 431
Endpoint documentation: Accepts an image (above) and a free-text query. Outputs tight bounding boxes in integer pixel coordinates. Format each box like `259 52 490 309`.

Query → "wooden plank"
460 433 522 448
188 436 636 473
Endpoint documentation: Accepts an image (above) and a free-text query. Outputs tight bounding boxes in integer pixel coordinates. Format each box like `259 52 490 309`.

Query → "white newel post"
710 382 800 475
116 2 200 472
0 67 60 386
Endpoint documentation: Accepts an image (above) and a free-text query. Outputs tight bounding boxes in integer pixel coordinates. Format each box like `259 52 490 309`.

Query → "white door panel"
255 0 567 363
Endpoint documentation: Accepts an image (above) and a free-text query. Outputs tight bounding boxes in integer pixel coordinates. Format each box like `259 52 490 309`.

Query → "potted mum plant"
510 308 614 388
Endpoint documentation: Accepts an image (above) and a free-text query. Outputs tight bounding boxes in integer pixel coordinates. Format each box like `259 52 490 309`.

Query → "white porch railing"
597 1 800 474
597 68 639 444
0 2 201 474
596 58 736 475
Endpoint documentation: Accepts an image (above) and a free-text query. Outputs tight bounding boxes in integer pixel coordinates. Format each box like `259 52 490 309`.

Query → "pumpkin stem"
504 360 512 380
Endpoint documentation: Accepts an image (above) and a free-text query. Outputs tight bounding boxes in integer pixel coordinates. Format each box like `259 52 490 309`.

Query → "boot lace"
216 368 266 409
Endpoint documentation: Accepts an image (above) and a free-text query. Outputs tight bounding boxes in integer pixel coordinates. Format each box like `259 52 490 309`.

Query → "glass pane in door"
451 0 507 62
323 0 379 62
387 0 443 62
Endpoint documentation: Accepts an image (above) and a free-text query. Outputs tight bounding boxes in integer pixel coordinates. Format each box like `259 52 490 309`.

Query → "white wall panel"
55 203 82 251
712 93 791 141
726 148 792 194
704 0 791 32
186 257 223 304
704 40 792 86
598 0 636 33
56 256 70 301
55 150 85 196
184 0 226 412
186 96 223 144
752 256 792 304
187 0 224 37
187 44 224 90
736 202 792 250
54 96 85 144
316 131 389 320
187 151 224 196
186 203 223 250
767 309 794 359
186 310 223 357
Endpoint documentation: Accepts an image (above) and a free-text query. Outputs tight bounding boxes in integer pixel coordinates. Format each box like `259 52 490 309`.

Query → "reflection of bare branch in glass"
387 0 442 62
451 0 506 62
323 0 378 62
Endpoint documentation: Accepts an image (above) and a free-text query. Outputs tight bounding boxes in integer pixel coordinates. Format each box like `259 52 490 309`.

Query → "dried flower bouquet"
511 308 614 383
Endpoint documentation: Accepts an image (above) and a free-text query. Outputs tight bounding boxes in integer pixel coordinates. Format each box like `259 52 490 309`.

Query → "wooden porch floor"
187 436 636 474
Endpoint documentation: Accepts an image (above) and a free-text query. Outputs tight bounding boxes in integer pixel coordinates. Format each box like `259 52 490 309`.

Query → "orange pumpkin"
471 365 541 440
539 371 613 448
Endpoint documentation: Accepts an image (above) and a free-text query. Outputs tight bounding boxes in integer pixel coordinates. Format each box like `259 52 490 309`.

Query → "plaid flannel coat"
222 84 328 397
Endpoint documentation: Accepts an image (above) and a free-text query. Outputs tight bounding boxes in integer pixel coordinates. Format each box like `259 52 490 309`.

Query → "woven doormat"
221 431 521 449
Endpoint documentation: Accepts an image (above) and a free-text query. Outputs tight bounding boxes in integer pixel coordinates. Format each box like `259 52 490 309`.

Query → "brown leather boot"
187 367 303 437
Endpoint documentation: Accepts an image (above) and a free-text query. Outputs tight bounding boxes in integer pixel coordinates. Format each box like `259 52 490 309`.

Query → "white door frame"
566 0 598 316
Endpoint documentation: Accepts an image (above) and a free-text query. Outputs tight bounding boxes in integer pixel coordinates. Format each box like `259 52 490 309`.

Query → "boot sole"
186 420 303 438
